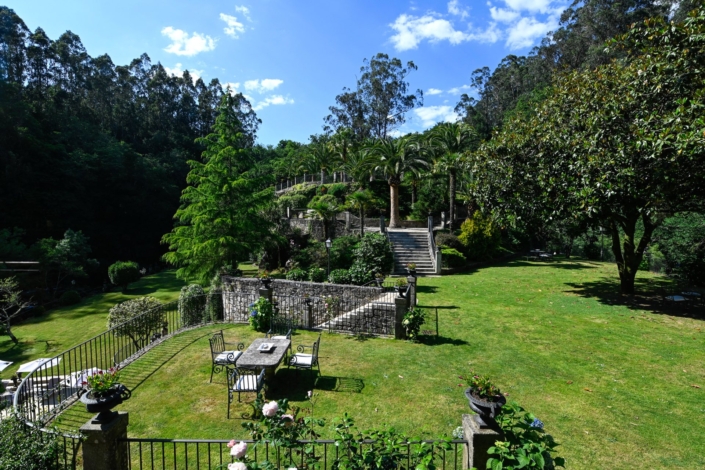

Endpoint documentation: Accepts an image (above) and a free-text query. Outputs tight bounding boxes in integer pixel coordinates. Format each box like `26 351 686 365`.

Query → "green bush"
286 268 308 281
328 269 352 285
108 260 141 293
0 414 62 470
278 193 309 214
179 284 206 326
308 267 327 283
107 296 164 349
59 290 81 306
249 297 273 332
435 232 464 251
349 233 394 284
330 236 358 270
402 308 425 341
458 211 501 260
653 212 705 285
442 248 467 268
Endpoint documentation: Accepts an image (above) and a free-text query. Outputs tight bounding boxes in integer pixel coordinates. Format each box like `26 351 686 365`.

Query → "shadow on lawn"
420 336 468 346
565 277 705 319
502 259 599 270
267 370 364 401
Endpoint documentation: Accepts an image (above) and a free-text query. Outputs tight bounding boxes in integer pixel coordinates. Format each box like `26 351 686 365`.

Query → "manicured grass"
54 259 705 469
0 271 186 380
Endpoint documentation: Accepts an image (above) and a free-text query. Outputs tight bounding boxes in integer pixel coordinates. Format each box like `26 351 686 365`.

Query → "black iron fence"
120 438 466 470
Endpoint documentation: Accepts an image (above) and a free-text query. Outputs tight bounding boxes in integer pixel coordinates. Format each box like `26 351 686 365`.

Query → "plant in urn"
79 367 131 423
461 372 505 429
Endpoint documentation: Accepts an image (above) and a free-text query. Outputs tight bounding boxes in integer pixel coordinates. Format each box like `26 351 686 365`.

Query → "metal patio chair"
227 367 265 418
288 333 321 375
209 330 245 383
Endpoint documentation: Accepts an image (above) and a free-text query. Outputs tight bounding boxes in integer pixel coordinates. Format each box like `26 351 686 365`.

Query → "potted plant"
406 263 417 276
79 367 131 423
461 372 506 428
258 270 272 289
395 278 408 297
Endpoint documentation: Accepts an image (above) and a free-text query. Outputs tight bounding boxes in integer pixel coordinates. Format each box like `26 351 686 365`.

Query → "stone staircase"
386 229 436 276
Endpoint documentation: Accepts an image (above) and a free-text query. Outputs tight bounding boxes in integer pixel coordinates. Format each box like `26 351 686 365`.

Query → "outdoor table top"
237 338 291 370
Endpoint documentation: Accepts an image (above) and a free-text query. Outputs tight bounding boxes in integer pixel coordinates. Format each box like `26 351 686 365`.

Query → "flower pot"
260 278 272 289
464 387 505 428
80 384 131 423
397 286 406 297
407 269 417 277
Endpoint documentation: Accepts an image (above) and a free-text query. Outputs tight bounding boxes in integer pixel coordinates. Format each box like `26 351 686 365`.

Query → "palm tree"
367 135 429 228
339 148 375 190
428 122 478 231
346 189 379 236
307 196 339 240
300 143 335 184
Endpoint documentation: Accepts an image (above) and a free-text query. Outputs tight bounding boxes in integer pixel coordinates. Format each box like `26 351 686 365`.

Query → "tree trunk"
320 169 326 184
4 320 18 344
411 180 417 207
449 169 456 231
389 180 401 228
609 213 657 296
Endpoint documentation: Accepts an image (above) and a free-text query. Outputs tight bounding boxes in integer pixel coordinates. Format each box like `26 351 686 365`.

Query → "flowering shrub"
84 367 121 397
488 402 565 469
249 298 274 332
402 308 425 341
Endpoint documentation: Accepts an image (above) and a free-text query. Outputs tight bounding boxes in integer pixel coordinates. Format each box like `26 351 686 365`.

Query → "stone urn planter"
259 278 272 289
396 286 406 297
80 384 131 423
407 268 417 277
465 387 506 428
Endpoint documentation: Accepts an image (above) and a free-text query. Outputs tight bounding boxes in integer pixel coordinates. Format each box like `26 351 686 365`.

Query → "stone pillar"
286 207 291 219
394 296 407 340
441 211 446 229
407 276 417 308
435 249 442 275
345 211 350 231
80 412 129 470
380 215 386 234
306 301 313 328
461 414 502 470
259 287 272 302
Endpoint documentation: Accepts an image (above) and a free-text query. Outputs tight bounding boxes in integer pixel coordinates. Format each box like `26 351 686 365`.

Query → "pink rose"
307 390 313 399
228 463 247 470
227 440 236 448
230 441 247 459
262 401 279 417
282 414 294 427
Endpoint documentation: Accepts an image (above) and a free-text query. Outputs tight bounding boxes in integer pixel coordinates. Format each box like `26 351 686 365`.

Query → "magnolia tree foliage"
108 296 163 349
471 10 705 294
0 276 30 344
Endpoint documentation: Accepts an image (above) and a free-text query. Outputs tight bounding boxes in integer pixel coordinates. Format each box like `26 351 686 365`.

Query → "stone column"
259 287 272 302
394 296 407 340
407 276 417 308
441 211 446 229
80 412 129 470
435 249 442 275
286 207 291 219
306 301 313 328
461 414 502 470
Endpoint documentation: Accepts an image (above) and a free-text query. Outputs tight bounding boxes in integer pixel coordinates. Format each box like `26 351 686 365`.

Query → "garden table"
236 338 291 382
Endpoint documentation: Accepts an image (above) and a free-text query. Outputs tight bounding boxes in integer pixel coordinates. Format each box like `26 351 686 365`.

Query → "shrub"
59 290 81 306
330 236 359 270
435 232 464 252
308 267 327 283
349 233 393 283
441 248 467 268
108 260 141 293
286 268 308 281
402 308 425 341
0 414 62 470
179 284 206 326
458 211 501 260
107 296 164 349
249 297 273 332
277 193 309 214
328 269 352 285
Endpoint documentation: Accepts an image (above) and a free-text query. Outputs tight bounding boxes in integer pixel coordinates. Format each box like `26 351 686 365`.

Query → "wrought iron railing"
428 216 439 274
275 173 353 193
120 438 467 470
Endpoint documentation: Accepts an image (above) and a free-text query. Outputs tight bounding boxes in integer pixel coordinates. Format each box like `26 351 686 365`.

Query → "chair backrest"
209 330 225 358
311 334 321 362
228 367 264 390
267 316 293 338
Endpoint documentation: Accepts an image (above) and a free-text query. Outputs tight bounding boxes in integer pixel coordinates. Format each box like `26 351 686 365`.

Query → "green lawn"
9 260 705 469
0 271 186 380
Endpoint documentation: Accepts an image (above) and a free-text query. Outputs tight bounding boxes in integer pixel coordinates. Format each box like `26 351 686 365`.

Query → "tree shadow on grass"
419 336 469 346
416 285 439 294
501 259 599 270
565 277 705 319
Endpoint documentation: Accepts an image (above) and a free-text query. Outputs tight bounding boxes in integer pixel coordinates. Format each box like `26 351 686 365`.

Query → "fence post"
461 414 502 470
259 287 272 303
80 412 129 470
407 275 416 308
394 296 407 340
379 215 386 234
306 301 314 328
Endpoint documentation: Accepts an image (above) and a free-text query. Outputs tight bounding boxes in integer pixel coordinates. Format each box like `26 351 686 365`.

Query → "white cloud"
505 15 557 49
447 0 469 19
252 95 294 111
426 88 443 95
448 84 472 94
222 82 241 95
235 5 252 21
414 106 458 128
164 63 203 83
244 78 284 93
390 13 499 51
502 0 556 14
490 6 520 23
220 13 245 38
161 27 216 56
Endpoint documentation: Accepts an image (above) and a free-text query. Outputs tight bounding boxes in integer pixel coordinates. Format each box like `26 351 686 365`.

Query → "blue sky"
10 0 568 145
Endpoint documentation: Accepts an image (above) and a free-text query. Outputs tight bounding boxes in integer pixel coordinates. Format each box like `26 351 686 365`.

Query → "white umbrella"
0 360 12 372
17 357 61 374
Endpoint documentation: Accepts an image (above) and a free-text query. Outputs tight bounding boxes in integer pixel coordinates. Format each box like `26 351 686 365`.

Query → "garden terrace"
4 260 705 469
